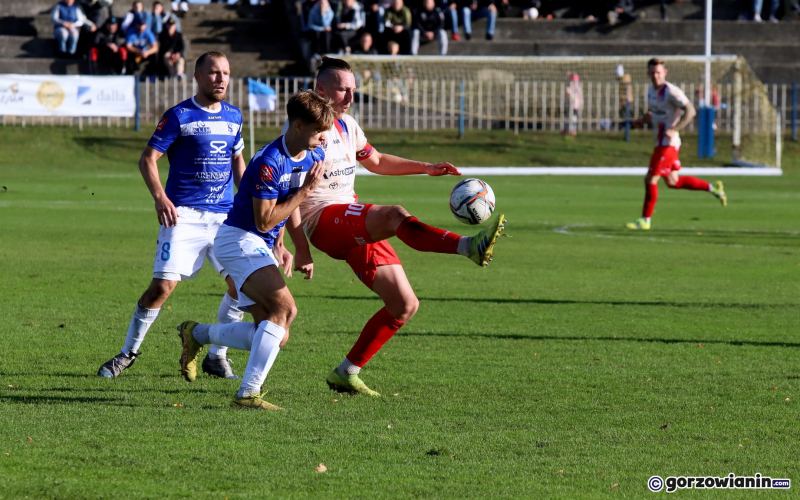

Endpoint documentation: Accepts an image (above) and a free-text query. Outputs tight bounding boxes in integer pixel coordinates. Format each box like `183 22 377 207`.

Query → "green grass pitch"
0 127 798 499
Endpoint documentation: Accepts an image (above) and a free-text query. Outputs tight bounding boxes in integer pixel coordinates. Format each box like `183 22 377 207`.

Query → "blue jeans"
463 7 496 36
54 26 79 54
753 0 779 17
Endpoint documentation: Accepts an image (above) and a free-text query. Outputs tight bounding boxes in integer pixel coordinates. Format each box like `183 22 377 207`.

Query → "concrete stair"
419 18 800 81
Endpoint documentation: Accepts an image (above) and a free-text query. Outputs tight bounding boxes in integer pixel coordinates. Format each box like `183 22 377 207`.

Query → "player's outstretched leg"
373 206 506 267
467 213 506 267
669 176 727 206
713 180 727 206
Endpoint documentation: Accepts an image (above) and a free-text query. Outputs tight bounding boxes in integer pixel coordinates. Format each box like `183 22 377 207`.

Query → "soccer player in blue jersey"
97 51 263 379
177 91 328 410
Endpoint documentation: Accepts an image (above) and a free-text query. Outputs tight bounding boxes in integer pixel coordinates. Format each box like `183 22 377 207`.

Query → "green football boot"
231 393 283 410
326 369 380 396
177 320 204 382
713 180 727 207
468 214 506 267
626 218 651 230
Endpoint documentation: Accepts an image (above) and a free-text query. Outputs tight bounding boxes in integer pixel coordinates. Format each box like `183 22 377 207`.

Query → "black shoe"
202 353 239 379
97 351 139 378
465 32 472 40
486 33 493 40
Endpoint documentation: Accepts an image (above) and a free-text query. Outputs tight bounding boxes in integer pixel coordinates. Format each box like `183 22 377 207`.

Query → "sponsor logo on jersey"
194 122 211 135
260 165 273 183
194 171 230 182
329 182 338 189
206 115 222 120
320 137 328 151
209 140 228 154
156 117 168 131
292 165 304 172
322 166 355 179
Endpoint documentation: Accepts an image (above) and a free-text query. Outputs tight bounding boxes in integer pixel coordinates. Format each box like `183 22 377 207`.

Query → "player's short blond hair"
647 58 666 69
286 90 335 131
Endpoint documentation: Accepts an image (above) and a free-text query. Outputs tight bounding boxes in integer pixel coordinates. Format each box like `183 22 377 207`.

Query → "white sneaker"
769 15 778 22
753 13 763 21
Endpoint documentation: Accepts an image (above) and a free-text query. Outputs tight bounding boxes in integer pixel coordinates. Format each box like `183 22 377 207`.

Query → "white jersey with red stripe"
647 81 691 149
282 113 374 236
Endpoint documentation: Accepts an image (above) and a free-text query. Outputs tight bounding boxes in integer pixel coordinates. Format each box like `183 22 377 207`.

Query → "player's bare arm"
232 153 246 189
138 145 178 227
252 161 325 233
359 150 461 176
286 208 315 279
633 110 652 129
273 226 294 278
666 100 696 137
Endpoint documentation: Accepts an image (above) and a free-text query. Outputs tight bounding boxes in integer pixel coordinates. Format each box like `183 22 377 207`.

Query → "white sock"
209 293 243 357
644 217 651 223
209 322 257 351
708 184 715 193
237 320 285 398
193 324 210 344
456 236 471 257
337 357 361 375
122 303 160 355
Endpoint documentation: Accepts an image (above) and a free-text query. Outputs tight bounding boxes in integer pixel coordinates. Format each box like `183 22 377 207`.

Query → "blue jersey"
224 136 324 248
148 97 244 213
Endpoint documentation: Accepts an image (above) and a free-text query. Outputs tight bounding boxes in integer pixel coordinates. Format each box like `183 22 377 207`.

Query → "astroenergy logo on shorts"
648 474 790 493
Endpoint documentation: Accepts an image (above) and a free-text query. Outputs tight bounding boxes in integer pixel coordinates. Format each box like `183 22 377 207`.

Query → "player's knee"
390 205 411 222
393 296 419 322
665 179 678 188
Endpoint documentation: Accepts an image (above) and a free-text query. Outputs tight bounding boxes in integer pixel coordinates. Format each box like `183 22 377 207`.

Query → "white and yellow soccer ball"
449 178 496 225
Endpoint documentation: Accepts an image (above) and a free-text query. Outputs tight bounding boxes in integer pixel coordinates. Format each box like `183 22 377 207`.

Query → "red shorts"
309 203 402 289
648 146 682 177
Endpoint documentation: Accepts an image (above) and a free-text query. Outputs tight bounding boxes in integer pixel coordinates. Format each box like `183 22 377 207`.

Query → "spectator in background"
52 0 87 56
383 0 412 53
364 0 393 35
171 0 189 13
387 39 400 55
615 64 633 119
158 17 185 76
752 0 780 21
81 0 109 29
334 0 365 53
463 0 506 41
307 0 335 55
92 17 127 74
607 0 640 25
121 1 151 34
149 2 165 35
441 0 469 40
125 19 158 74
412 0 447 55
563 72 583 135
352 31 378 53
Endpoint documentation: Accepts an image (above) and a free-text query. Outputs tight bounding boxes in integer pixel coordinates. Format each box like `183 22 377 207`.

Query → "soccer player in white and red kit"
285 57 506 396
626 58 727 230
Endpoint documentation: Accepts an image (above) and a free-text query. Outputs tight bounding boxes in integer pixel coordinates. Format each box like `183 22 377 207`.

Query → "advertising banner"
0 75 135 117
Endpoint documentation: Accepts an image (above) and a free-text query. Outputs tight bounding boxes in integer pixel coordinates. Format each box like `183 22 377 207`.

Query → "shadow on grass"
394 331 800 349
563 226 800 248
294 294 797 310
0 394 135 406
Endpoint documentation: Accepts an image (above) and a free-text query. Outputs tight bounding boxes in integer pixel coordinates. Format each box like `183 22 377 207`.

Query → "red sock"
674 176 710 190
395 216 461 254
643 183 658 218
346 308 406 367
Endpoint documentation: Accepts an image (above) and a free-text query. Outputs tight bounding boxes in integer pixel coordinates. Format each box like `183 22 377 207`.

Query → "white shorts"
213 224 277 309
152 206 228 281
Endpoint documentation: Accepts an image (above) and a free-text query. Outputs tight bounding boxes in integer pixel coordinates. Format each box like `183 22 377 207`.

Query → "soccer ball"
449 178 495 225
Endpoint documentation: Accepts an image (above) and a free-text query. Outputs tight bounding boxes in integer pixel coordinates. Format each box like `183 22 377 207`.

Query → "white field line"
356 167 783 176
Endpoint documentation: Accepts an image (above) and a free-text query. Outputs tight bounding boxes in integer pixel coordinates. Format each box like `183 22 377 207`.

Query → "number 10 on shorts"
345 203 365 217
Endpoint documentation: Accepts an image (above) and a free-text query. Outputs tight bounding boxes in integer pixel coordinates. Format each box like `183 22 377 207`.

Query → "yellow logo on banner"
36 81 65 110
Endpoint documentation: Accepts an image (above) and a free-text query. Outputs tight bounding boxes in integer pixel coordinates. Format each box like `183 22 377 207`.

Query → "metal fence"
2 76 797 137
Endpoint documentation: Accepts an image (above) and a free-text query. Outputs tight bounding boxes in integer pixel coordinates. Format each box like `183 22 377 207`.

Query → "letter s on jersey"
209 141 227 154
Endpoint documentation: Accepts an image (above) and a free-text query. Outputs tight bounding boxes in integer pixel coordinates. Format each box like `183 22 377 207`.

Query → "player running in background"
97 52 253 379
626 58 727 231
285 57 506 397
177 91 328 410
